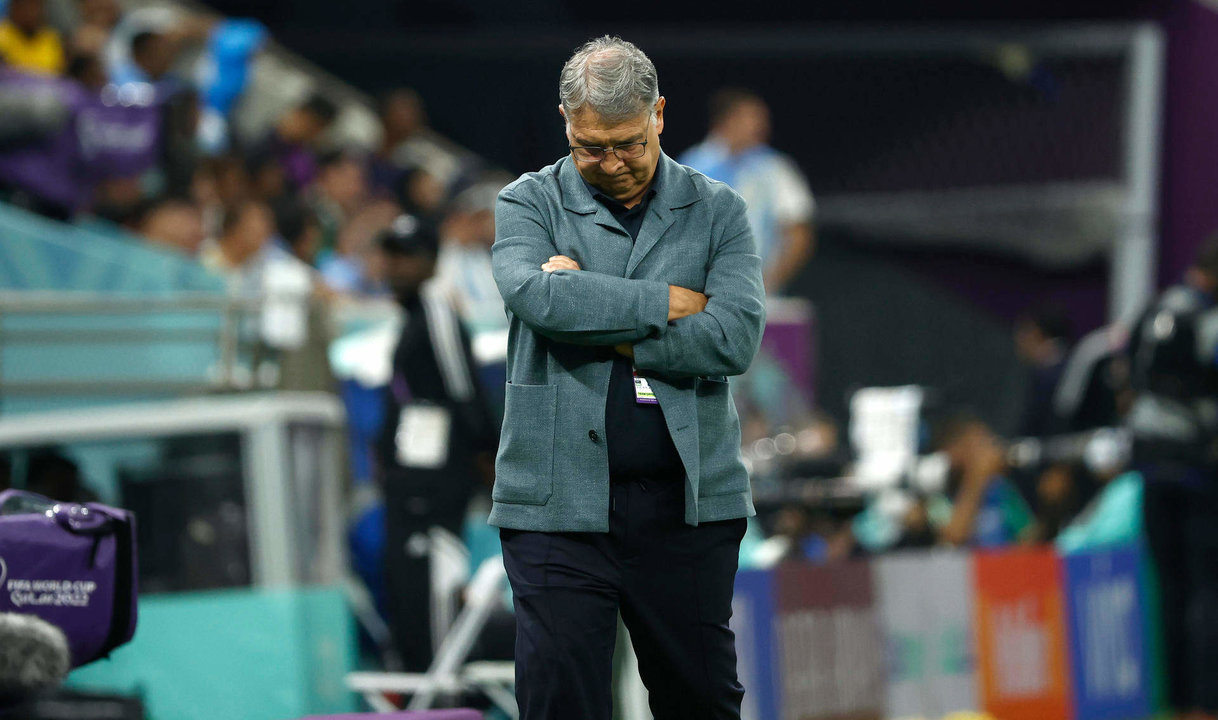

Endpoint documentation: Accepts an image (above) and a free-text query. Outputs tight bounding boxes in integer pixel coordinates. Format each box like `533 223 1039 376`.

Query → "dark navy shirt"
582 175 685 481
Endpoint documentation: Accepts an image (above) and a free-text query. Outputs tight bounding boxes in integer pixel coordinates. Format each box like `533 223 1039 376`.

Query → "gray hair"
559 36 659 123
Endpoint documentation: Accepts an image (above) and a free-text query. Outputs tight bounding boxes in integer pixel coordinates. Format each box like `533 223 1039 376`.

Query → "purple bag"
0 490 138 668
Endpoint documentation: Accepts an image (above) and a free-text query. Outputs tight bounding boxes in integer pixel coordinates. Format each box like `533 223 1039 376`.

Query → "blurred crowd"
0 0 511 325
0 0 1153 565
4 0 1205 678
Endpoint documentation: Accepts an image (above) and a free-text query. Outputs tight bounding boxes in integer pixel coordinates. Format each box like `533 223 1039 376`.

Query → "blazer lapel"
558 156 630 236
626 204 675 277
626 153 701 277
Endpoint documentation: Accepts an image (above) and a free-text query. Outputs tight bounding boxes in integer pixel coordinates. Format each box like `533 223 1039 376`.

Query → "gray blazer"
489 152 766 532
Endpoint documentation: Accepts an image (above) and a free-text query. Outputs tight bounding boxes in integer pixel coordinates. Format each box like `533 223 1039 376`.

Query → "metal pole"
244 421 295 587
1111 25 1166 323
219 296 239 389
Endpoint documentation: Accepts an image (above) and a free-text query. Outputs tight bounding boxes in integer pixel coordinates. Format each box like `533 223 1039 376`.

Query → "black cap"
377 214 439 256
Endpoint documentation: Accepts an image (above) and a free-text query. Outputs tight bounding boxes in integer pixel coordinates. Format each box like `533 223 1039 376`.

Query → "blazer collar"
558 152 700 216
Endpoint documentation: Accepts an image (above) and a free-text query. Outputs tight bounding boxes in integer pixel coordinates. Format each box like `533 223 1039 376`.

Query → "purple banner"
0 70 162 212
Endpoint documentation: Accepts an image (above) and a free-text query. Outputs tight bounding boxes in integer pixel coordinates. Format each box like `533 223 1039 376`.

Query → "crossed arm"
492 187 765 378
541 254 709 327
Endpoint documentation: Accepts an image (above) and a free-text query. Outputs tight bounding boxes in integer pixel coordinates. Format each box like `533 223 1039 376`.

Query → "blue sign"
1063 546 1153 720
733 569 780 720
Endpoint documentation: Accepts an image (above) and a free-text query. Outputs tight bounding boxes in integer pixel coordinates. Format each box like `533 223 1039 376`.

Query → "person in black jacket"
375 213 499 671
1128 237 1218 720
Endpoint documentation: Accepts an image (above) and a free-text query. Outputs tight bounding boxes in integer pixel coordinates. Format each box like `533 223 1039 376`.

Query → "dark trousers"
1141 461 1218 713
383 466 473 672
500 476 747 720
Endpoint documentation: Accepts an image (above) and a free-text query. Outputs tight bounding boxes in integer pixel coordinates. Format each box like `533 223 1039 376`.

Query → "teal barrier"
66 585 358 720
0 201 235 415
0 202 223 294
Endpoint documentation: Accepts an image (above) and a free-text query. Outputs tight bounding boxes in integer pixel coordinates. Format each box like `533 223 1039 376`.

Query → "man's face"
9 0 44 33
384 251 436 302
721 99 770 152
1013 320 1046 364
136 34 175 79
382 94 424 140
79 0 120 28
321 159 368 209
143 202 204 255
563 98 665 205
232 203 273 257
943 422 996 472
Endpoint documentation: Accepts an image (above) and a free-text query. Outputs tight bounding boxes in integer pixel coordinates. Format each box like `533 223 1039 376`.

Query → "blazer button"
588 429 600 442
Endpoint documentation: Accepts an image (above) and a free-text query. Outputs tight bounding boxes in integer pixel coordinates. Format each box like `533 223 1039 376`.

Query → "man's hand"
542 255 581 272
614 343 634 358
668 285 708 321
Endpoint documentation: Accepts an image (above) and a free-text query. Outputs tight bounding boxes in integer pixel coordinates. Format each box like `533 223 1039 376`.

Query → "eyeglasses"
568 117 651 163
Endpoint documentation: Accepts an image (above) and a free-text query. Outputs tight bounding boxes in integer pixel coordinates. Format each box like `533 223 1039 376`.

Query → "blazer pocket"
694 377 748 497
493 383 557 505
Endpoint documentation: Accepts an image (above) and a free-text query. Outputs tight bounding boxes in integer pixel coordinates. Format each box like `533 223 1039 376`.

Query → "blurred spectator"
1054 324 1133 434
193 18 265 155
138 197 205 255
201 199 273 270
248 150 289 204
395 165 446 222
252 92 338 192
91 176 144 225
69 0 120 57
272 197 322 265
200 199 303 296
107 12 212 89
374 213 499 671
319 198 397 296
679 88 815 294
1013 303 1092 543
1127 234 1218 719
200 200 317 352
127 29 176 84
192 153 249 235
373 88 466 196
434 176 510 332
310 149 369 259
1028 462 1090 543
0 0 66 76
65 50 105 90
157 88 202 199
369 88 420 194
1015 301 1073 437
933 412 1034 547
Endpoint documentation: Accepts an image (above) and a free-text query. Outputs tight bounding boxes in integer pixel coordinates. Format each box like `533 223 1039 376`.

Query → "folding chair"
348 544 517 718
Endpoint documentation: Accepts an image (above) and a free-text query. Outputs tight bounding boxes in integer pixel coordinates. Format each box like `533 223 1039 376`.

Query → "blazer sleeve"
492 185 670 346
631 192 766 378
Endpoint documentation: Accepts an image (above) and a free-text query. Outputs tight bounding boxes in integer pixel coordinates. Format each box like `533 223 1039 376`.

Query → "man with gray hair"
490 36 766 719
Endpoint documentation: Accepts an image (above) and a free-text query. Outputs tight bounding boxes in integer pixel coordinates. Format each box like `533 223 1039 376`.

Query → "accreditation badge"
395 403 451 468
632 369 659 405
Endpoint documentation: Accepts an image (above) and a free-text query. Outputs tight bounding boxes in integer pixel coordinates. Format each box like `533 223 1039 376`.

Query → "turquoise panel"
0 200 235 415
0 201 224 294
66 586 358 720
